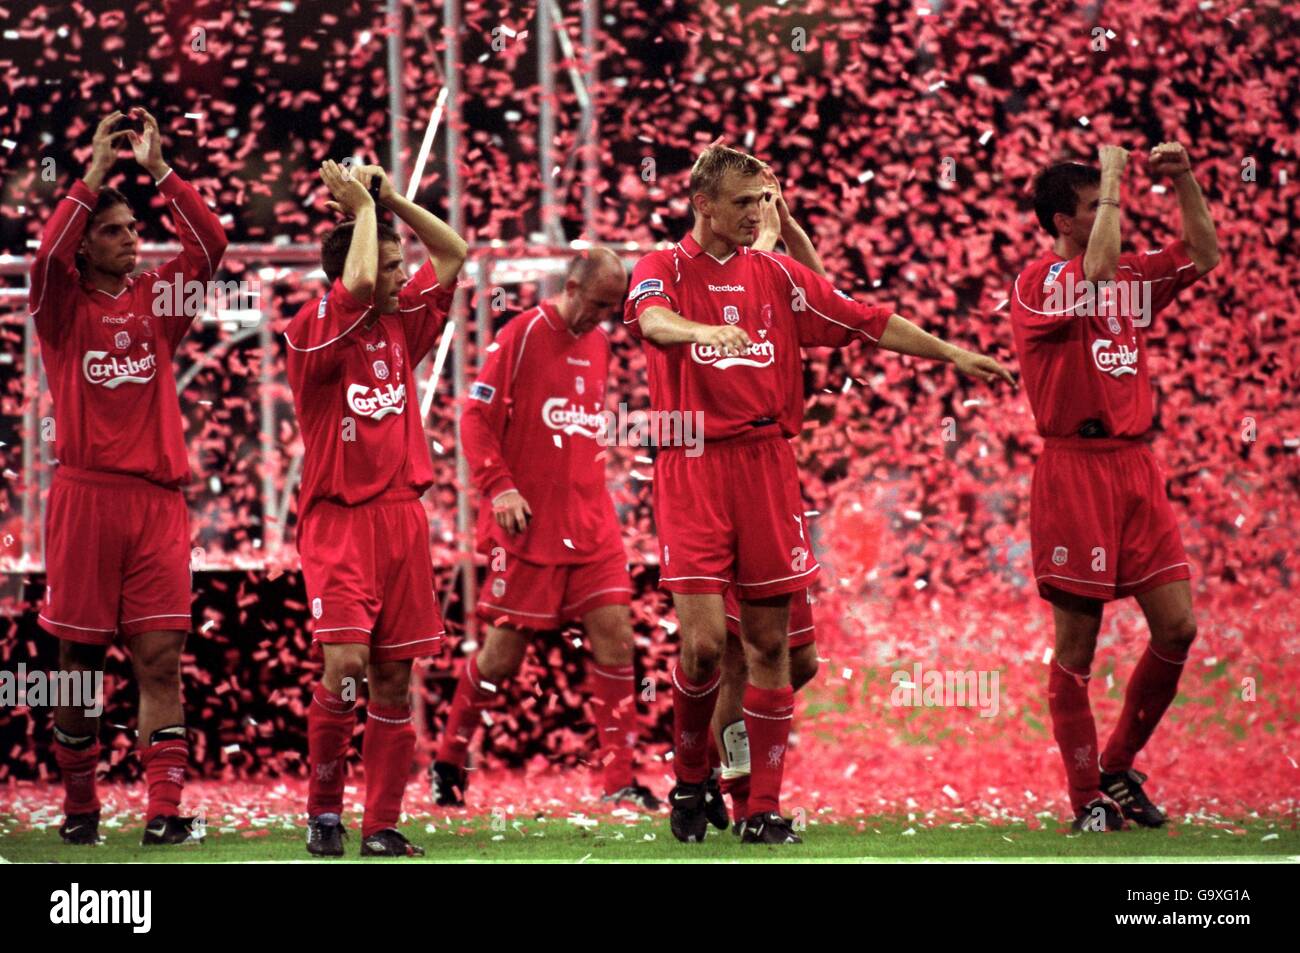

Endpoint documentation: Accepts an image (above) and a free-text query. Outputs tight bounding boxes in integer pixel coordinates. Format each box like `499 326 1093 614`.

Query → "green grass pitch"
2 814 1295 863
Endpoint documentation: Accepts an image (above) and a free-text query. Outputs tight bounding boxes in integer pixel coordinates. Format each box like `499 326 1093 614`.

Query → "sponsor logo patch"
82 350 157 388
469 382 496 404
631 278 664 296
690 339 776 370
542 398 604 438
1044 260 1068 290
346 382 406 419
1091 338 1139 377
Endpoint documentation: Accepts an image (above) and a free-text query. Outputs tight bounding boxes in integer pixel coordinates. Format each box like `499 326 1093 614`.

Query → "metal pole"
581 0 599 239
259 319 280 557
445 0 475 644
21 310 38 569
386 0 406 191
475 257 493 368
539 0 558 252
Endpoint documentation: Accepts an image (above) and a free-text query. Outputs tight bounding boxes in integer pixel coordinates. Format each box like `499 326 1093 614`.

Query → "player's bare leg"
1046 589 1120 831
432 624 527 806
1099 580 1197 827
306 642 367 857
130 630 199 845
53 639 106 844
666 593 728 842
359 658 423 856
584 604 658 808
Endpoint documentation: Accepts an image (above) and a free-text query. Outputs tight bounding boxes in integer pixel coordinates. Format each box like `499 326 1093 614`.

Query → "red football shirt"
623 233 892 441
28 173 229 485
284 260 454 516
461 301 624 565
1010 240 1202 438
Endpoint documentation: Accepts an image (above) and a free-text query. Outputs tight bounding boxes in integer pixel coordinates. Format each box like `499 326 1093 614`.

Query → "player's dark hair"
689 145 765 205
74 187 132 274
320 220 401 283
1032 162 1101 237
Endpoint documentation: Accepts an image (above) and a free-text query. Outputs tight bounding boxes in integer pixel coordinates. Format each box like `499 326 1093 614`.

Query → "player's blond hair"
689 145 765 205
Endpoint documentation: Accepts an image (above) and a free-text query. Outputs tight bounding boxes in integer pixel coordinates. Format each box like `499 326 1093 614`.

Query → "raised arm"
30 112 130 338
353 164 467 288
320 160 378 303
1083 144 1128 281
1150 142 1220 275
132 109 227 286
751 165 827 276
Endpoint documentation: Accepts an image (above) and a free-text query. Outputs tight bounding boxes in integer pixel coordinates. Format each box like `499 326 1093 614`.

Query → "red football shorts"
477 552 632 630
39 467 192 643
298 489 444 662
654 428 819 599
1030 437 1191 602
723 585 816 647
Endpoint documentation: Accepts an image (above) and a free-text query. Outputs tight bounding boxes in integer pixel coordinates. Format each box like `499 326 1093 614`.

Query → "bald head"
559 247 628 334
565 246 626 286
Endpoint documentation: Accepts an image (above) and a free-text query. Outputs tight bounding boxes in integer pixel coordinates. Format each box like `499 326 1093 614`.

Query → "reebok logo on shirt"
1091 339 1139 377
346 381 406 419
689 339 775 370
707 283 746 292
82 350 157 388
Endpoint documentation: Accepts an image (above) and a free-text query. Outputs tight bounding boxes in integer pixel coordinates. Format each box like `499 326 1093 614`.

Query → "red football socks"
306 685 357 817
1048 661 1100 812
362 703 416 837
54 739 101 816
742 684 794 816
436 655 499 768
140 735 189 819
1101 643 1188 774
588 662 638 793
671 665 720 783
720 773 750 819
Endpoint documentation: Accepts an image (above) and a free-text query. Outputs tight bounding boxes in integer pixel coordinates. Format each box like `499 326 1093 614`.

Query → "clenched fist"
1148 142 1191 178
1098 144 1130 175
695 323 751 356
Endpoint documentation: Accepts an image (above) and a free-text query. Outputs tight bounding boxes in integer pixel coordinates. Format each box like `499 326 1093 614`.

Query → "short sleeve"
759 252 892 348
622 252 678 339
1116 240 1202 317
396 259 455 360
283 279 372 377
